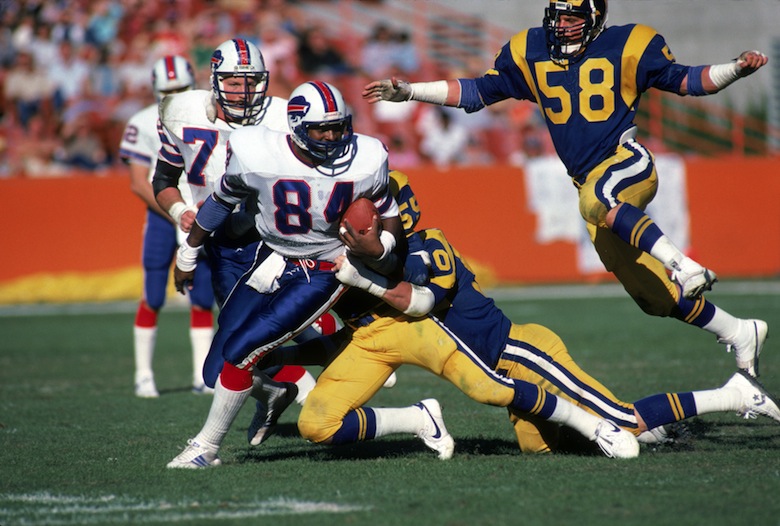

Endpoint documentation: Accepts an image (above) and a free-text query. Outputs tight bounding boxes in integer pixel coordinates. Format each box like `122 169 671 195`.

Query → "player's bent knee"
298 407 338 444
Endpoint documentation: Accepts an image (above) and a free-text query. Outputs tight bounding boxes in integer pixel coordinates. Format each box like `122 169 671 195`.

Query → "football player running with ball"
363 0 769 378
151 39 322 404
166 80 408 468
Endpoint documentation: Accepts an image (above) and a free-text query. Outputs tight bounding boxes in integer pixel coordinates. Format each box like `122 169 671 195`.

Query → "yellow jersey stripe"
620 25 658 109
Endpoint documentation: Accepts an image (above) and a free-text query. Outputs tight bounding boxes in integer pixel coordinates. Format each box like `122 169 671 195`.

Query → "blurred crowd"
0 0 551 178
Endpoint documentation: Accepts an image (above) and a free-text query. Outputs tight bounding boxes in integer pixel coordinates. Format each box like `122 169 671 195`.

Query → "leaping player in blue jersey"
363 0 769 378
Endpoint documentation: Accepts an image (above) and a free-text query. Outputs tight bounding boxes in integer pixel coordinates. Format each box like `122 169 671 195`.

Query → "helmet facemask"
288 81 355 166
212 72 269 125
544 1 607 65
210 39 269 126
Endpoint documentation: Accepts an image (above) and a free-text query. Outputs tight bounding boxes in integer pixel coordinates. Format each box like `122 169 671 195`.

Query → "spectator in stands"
360 23 397 77
85 0 123 51
48 41 91 112
50 7 88 46
58 114 110 171
297 25 354 78
257 12 299 96
4 51 55 129
416 106 470 169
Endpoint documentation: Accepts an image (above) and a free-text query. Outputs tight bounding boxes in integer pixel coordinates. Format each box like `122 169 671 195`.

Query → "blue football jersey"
422 229 513 369
474 24 689 176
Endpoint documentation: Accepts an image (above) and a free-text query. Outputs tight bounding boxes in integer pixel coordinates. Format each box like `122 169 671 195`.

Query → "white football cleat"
247 382 298 446
166 439 221 469
134 376 159 398
719 319 767 378
594 420 640 459
723 370 780 423
415 399 455 460
382 371 397 389
671 258 717 299
191 383 214 395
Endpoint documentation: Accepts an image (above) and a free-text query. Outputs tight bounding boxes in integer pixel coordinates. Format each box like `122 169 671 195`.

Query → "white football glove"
375 78 413 103
335 255 389 297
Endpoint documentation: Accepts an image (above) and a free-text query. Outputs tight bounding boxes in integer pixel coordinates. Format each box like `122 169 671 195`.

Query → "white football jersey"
218 126 398 261
157 89 289 206
119 103 193 203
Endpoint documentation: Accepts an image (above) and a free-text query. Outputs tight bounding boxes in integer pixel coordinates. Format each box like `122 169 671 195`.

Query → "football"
341 197 378 235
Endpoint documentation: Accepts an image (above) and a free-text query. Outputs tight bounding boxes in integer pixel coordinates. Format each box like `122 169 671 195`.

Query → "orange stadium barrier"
1 157 778 303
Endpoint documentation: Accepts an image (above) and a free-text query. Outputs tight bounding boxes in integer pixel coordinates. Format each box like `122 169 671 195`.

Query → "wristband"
708 62 740 90
409 80 449 105
176 242 201 272
403 284 435 317
377 230 397 262
168 202 197 227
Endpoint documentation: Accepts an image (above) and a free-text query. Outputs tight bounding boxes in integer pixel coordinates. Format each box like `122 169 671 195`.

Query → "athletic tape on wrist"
709 62 741 90
177 243 201 272
409 80 449 105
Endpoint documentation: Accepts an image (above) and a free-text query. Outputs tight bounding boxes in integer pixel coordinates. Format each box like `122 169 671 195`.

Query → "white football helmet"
209 38 269 125
287 81 353 161
151 55 195 102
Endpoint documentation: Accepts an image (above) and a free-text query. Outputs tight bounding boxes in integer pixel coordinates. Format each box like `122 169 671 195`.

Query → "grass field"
2 282 779 526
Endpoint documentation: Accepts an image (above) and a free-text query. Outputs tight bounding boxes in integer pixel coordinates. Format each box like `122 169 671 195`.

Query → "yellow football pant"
298 315 516 444
498 323 637 453
577 143 681 317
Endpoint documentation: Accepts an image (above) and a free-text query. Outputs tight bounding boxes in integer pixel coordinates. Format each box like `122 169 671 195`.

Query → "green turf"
1 284 779 526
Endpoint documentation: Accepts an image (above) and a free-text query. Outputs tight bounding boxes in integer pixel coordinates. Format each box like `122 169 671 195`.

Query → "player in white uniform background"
118 55 214 398
151 38 322 405
166 80 406 468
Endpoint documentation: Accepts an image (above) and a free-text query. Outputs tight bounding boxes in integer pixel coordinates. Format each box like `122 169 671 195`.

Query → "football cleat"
166 439 221 469
719 319 767 378
594 420 640 459
414 399 455 460
134 376 159 398
671 259 717 299
723 370 780 423
191 383 215 395
247 382 298 446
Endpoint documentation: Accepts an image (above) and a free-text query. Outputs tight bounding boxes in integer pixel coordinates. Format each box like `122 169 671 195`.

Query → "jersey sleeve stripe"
620 24 658 108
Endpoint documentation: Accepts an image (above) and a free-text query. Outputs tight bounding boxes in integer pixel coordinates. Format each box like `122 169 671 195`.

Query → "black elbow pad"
152 160 183 197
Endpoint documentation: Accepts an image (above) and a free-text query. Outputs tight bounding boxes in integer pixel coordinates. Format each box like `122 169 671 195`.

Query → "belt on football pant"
571 126 638 188
344 304 396 330
291 258 336 271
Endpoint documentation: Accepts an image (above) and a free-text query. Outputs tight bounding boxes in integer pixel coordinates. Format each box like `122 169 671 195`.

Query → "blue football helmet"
543 0 607 64
287 81 353 162
210 39 269 125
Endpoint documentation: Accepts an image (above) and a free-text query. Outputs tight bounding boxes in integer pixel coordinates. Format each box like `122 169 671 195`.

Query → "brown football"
341 197 378 234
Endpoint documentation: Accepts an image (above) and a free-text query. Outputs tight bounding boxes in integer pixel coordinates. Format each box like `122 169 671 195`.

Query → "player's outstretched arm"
362 77 462 106
683 50 768 95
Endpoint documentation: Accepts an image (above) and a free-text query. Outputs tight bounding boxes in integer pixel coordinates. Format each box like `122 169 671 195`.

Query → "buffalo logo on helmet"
210 50 224 70
287 96 311 126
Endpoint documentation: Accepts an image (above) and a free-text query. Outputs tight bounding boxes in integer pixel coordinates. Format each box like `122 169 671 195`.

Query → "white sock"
702 306 740 341
190 327 213 387
547 397 602 440
373 406 425 437
294 370 317 405
648 236 686 272
195 377 252 452
133 326 156 382
692 386 741 414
